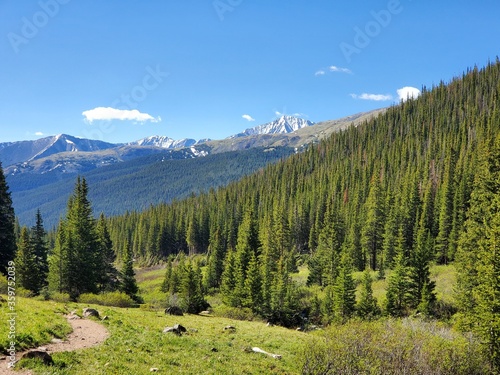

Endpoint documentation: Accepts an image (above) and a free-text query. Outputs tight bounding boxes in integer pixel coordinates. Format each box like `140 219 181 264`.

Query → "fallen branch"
252 347 282 359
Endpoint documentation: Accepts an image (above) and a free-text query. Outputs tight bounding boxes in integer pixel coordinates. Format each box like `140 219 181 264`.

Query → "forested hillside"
10 146 294 227
100 61 500 361
107 61 499 267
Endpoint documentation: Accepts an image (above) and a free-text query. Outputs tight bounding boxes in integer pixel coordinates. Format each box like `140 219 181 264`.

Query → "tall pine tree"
120 240 140 303
96 213 119 292
0 162 16 275
456 135 500 370
361 173 384 270
30 209 48 293
15 227 39 294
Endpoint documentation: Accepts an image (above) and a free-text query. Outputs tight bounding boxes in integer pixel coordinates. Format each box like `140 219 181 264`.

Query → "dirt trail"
1 313 109 375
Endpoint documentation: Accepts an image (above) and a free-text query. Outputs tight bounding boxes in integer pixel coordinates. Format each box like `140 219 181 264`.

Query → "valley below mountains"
2 110 382 226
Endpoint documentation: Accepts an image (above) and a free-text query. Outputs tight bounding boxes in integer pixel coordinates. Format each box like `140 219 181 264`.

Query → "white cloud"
315 70 326 76
329 65 352 74
35 131 44 136
397 86 421 101
350 93 393 101
275 111 283 116
242 114 255 122
82 107 161 123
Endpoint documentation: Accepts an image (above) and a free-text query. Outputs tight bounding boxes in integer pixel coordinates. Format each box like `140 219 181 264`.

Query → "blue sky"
0 0 499 143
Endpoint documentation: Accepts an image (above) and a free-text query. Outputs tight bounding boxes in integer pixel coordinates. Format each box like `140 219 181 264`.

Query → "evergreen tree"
220 249 237 306
408 221 436 310
30 209 49 291
308 204 343 286
243 251 262 312
435 154 455 264
15 227 39 294
357 270 380 318
161 257 174 294
179 261 206 313
48 221 70 294
233 208 259 305
205 227 225 290
68 177 98 298
456 135 500 369
96 213 119 291
332 257 356 321
268 256 301 327
343 223 363 271
381 205 399 269
417 280 436 317
186 212 198 256
385 251 412 317
0 162 16 275
361 173 384 270
120 240 140 303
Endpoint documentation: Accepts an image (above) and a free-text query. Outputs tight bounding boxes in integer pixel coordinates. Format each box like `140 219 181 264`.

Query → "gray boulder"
163 324 187 336
83 308 100 318
164 306 184 316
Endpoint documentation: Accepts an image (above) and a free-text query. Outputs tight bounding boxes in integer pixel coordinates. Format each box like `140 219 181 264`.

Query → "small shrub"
212 305 257 321
16 287 35 298
77 292 136 308
50 292 71 303
301 318 490 375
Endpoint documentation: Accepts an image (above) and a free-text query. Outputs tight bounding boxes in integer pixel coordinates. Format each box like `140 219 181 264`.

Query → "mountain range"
229 115 315 138
2 110 384 226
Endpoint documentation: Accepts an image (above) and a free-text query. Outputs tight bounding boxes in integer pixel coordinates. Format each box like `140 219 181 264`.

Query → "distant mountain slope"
231 115 315 137
5 144 210 176
5 109 385 226
10 146 294 227
128 136 208 149
0 134 116 166
206 109 385 153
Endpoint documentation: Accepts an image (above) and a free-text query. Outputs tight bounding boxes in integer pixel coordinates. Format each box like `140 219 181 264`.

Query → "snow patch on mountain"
230 115 315 138
129 136 209 149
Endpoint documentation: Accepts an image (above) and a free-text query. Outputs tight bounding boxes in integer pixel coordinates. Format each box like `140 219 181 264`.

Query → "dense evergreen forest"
100 60 500 363
107 60 498 277
2 60 500 372
9 146 295 227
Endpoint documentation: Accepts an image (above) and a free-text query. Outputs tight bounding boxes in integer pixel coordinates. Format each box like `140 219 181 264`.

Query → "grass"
0 297 72 353
0 263 464 374
4 298 305 374
135 265 168 308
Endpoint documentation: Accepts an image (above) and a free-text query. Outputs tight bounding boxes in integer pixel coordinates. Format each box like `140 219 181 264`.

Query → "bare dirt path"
0 313 110 375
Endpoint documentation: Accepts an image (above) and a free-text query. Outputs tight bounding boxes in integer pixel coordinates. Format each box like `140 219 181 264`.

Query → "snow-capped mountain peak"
129 136 210 149
231 115 315 138
0 134 117 167
129 136 197 149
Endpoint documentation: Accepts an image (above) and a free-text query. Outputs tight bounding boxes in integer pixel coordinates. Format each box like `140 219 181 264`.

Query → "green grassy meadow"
0 264 483 374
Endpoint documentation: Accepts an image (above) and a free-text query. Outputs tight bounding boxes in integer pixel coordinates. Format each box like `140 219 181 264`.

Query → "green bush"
77 292 136 308
212 304 257 321
50 292 71 303
301 318 490 375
